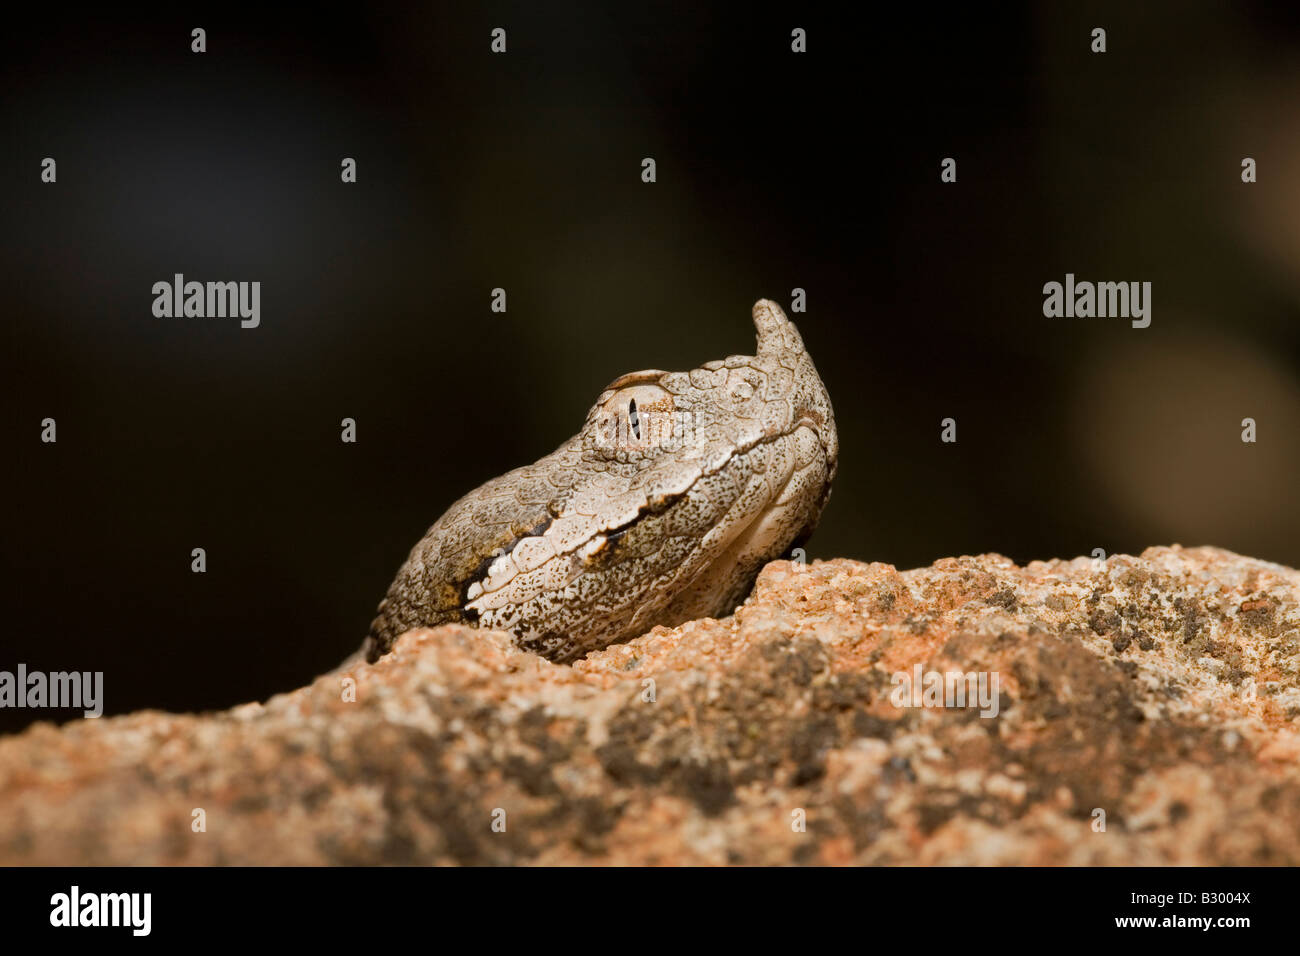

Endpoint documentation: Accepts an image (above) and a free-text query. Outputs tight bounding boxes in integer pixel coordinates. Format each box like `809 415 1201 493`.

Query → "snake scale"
365 299 838 664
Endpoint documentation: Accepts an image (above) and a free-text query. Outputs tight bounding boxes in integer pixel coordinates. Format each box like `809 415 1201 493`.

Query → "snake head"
369 298 838 664
583 299 837 474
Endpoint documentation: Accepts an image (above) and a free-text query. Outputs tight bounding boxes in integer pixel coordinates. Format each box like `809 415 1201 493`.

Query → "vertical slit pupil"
628 398 640 439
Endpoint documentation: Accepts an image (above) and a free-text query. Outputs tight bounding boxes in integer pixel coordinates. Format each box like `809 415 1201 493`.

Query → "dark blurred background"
3 2 1298 731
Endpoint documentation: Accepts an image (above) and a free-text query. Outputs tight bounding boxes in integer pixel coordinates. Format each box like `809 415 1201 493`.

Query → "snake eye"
589 383 672 457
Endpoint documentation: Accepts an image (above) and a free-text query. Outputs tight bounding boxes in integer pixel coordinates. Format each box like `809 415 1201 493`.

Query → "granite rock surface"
1 545 1297 865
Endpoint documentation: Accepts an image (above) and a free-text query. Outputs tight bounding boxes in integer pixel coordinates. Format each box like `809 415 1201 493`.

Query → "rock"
1 545 1298 865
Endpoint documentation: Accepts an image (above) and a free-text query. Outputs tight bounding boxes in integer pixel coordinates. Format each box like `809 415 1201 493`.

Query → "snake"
364 299 838 664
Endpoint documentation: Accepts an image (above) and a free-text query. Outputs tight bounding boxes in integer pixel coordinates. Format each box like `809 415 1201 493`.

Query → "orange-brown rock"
1 546 1297 865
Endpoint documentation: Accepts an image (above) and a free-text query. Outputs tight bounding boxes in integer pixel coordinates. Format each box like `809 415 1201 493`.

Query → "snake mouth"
581 420 836 611
455 513 557 613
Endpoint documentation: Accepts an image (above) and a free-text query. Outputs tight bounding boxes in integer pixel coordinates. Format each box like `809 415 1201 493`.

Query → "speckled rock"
1 545 1298 865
